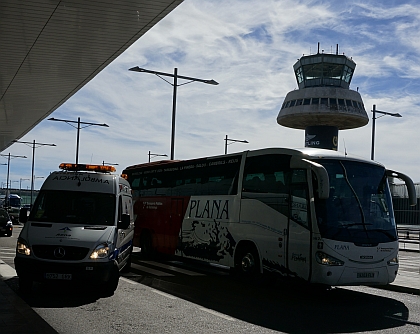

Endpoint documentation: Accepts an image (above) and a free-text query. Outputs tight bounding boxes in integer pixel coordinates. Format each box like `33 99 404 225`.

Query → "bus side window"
242 154 291 194
288 169 309 228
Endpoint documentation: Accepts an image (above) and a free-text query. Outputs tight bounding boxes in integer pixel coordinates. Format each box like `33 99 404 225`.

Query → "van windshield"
30 190 116 226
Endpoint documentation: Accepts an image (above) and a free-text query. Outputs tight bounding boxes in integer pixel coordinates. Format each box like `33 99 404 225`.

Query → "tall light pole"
371 104 402 160
13 140 56 207
48 117 108 165
19 178 30 197
129 67 218 160
148 151 168 163
0 153 27 206
224 135 249 154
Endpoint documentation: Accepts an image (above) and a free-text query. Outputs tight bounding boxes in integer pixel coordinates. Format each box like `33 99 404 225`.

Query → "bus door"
286 169 311 281
167 197 185 254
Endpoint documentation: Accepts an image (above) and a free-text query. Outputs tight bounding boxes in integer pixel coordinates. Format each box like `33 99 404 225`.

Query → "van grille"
32 245 90 261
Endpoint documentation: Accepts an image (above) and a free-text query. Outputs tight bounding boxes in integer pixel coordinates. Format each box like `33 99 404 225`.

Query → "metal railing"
398 226 420 252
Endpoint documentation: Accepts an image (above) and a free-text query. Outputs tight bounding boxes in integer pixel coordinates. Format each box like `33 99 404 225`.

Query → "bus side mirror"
118 213 130 230
290 157 330 199
386 170 416 206
19 208 28 224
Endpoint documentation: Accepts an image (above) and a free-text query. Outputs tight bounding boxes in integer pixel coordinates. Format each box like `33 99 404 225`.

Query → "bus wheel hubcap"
241 253 254 272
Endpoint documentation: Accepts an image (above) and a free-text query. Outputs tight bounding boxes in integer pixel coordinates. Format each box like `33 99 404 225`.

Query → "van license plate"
357 272 374 278
45 273 72 280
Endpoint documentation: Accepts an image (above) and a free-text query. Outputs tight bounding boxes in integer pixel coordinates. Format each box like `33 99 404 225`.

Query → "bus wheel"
140 232 153 258
236 245 260 277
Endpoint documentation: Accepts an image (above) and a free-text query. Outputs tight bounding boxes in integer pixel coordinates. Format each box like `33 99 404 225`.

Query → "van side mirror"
19 208 28 224
118 213 130 229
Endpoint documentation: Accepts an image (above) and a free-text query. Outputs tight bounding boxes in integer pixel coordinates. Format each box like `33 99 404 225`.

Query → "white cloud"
4 0 420 189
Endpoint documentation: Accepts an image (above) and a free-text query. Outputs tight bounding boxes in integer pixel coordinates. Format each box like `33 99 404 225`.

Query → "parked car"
0 208 13 237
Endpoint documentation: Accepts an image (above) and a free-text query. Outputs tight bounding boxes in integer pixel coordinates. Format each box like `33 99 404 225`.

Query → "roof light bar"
59 163 116 173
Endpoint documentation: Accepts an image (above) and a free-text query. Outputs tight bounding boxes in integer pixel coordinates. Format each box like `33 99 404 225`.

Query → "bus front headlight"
90 243 111 259
387 256 399 266
315 251 344 266
17 238 31 256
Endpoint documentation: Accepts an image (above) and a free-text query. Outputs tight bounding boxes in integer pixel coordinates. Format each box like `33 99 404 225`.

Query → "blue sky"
3 0 420 189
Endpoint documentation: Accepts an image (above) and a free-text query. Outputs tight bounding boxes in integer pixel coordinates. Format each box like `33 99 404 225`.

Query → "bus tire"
140 231 153 258
235 244 260 278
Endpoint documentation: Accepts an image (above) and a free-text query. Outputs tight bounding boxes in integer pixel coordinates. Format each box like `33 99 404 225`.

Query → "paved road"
1 225 419 333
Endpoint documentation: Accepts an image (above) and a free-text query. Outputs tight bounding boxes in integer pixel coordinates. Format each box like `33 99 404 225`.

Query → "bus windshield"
314 160 396 245
30 190 116 225
9 196 21 208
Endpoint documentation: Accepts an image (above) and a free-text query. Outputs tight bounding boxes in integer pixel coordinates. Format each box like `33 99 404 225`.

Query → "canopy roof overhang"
0 0 183 151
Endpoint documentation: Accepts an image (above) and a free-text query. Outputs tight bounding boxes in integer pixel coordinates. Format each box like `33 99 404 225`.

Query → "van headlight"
17 238 31 256
90 243 111 259
315 251 344 266
387 256 399 266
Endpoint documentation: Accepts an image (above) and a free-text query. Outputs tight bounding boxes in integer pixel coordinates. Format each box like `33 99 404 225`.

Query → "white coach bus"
122 148 416 286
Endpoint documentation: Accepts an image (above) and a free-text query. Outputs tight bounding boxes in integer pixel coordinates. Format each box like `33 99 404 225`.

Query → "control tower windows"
343 65 353 83
324 63 342 80
296 67 304 84
281 98 364 112
329 98 337 106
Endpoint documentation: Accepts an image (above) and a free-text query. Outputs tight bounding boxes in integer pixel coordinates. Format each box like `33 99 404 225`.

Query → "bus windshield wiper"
369 229 397 240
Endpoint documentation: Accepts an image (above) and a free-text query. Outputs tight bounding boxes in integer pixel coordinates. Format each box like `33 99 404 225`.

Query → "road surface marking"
199 307 235 321
131 263 174 276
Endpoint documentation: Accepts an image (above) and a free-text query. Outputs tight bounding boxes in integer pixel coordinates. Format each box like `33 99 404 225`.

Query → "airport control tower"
277 44 368 150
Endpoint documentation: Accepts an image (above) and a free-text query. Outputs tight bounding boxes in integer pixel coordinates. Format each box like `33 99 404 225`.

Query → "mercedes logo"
54 247 66 259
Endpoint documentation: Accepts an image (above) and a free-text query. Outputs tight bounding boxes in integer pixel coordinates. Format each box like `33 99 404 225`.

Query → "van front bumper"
14 256 116 283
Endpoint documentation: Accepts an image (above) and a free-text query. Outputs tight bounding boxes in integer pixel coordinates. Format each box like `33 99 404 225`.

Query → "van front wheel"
102 267 119 296
19 276 33 294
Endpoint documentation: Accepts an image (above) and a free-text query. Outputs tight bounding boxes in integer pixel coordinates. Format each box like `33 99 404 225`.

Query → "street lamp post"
148 151 168 163
129 67 218 160
371 104 402 160
13 140 56 208
19 178 30 197
48 117 108 165
0 153 27 206
224 135 249 154
34 176 44 190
